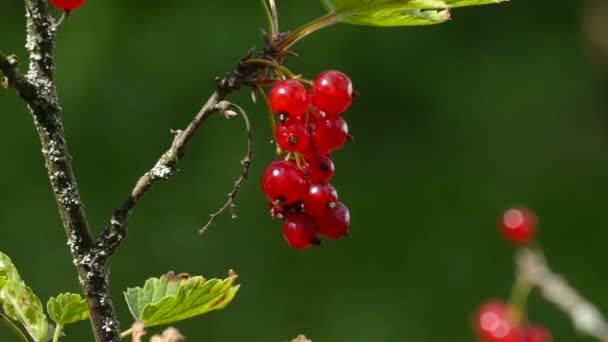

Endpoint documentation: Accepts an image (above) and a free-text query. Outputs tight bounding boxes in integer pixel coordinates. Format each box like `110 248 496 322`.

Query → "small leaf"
47 293 89 325
321 0 506 27
124 271 239 328
0 270 6 290
0 252 48 341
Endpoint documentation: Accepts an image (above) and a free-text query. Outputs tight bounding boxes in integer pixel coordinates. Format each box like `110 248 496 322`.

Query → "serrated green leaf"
124 272 239 328
0 252 48 341
47 293 89 325
321 0 506 26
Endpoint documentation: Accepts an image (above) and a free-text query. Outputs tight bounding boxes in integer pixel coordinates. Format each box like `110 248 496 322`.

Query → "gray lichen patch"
149 164 174 179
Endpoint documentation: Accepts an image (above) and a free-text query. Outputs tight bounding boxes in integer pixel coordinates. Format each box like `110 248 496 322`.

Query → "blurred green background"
1 0 608 341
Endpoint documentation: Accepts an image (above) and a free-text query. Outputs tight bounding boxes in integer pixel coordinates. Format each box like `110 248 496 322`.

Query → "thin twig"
516 248 608 341
96 53 269 256
199 101 253 235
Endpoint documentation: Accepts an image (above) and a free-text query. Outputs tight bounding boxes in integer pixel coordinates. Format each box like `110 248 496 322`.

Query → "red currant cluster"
475 300 552 342
261 70 353 249
473 207 551 342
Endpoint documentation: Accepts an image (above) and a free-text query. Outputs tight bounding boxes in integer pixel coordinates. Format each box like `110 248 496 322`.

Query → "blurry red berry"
303 155 335 183
474 300 523 342
51 0 84 11
499 207 537 246
275 118 310 152
283 213 319 249
318 202 350 239
303 183 338 215
261 160 307 204
523 326 552 342
268 80 308 118
310 70 353 115
312 116 349 154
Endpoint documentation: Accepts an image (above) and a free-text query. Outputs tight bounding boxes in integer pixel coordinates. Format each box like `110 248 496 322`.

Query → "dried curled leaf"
0 252 48 341
47 293 89 325
124 271 239 328
321 0 507 26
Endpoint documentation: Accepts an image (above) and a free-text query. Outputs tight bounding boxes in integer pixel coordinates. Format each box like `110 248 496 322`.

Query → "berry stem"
276 12 340 51
260 0 275 41
508 274 534 325
245 58 297 79
256 86 282 155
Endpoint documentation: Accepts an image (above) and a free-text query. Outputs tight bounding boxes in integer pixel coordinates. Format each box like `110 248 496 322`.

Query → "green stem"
119 328 133 339
276 12 339 51
508 275 533 325
52 324 63 342
0 313 30 342
245 58 296 79
260 0 275 41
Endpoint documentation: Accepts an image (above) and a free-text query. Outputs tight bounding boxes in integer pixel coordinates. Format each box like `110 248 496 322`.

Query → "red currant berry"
269 200 303 220
474 300 522 342
303 183 338 215
303 155 335 183
275 118 310 152
261 160 307 205
310 70 353 115
308 106 327 124
51 0 84 11
317 202 350 239
499 207 537 246
312 116 349 154
523 326 552 342
268 80 308 118
283 213 319 249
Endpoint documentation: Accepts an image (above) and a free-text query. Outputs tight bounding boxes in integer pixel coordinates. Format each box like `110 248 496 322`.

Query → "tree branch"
516 248 608 341
2 1 121 341
96 53 266 256
4 2 276 341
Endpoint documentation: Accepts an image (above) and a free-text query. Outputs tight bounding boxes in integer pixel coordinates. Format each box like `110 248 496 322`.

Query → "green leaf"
47 293 89 325
124 271 239 328
321 0 507 26
0 252 48 341
0 270 7 290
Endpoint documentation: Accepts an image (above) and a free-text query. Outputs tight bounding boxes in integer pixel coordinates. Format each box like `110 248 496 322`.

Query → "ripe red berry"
317 202 350 239
312 116 349 155
275 118 310 152
523 325 553 342
51 0 84 11
499 207 537 246
283 213 319 249
268 80 308 118
308 106 327 124
303 155 335 183
261 160 307 205
310 70 353 115
523 326 552 342
474 300 522 342
303 183 338 215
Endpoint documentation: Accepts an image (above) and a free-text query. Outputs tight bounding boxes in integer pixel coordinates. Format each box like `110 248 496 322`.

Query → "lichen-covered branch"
1 1 121 341
516 248 608 341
